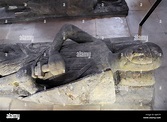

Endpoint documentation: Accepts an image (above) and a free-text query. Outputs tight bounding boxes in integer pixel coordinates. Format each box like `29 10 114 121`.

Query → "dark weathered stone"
0 0 28 6
0 0 129 24
0 24 163 100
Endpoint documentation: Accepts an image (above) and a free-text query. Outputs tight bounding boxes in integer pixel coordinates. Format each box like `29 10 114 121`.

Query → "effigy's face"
125 44 153 65
0 45 25 76
119 43 163 71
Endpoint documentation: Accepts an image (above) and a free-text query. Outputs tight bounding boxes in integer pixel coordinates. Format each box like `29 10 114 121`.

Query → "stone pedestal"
23 71 116 105
111 85 154 110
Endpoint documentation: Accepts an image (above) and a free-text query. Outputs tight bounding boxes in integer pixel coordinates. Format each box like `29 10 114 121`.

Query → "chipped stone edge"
0 97 100 110
0 97 151 110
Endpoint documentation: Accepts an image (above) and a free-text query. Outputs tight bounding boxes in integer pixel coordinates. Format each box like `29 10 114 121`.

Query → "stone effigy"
0 0 129 23
0 24 163 106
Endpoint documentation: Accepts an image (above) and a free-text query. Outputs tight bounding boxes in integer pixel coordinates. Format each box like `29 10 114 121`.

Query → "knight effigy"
0 0 129 23
0 24 163 103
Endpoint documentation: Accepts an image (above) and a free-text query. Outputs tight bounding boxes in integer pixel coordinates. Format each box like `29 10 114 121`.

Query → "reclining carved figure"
0 24 163 97
0 0 127 16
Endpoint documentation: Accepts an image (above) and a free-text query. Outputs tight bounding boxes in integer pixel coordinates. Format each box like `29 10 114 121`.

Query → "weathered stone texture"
23 70 116 105
112 85 154 110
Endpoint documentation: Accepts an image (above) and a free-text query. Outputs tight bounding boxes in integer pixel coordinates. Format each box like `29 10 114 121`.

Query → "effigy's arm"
48 24 97 76
50 24 97 52
103 37 143 53
36 60 94 89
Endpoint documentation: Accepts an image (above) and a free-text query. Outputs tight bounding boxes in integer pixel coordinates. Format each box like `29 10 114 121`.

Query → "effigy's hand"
48 51 65 76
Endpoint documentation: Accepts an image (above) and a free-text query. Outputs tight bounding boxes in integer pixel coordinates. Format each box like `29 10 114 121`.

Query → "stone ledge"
0 97 12 110
0 97 53 110
23 71 116 105
53 104 101 110
10 99 53 110
0 97 152 110
100 104 151 110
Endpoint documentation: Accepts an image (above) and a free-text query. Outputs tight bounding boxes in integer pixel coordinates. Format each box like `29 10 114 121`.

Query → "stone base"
112 85 154 110
22 71 116 105
0 77 154 110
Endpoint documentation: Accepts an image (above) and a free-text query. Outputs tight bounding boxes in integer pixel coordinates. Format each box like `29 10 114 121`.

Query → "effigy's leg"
48 24 97 76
